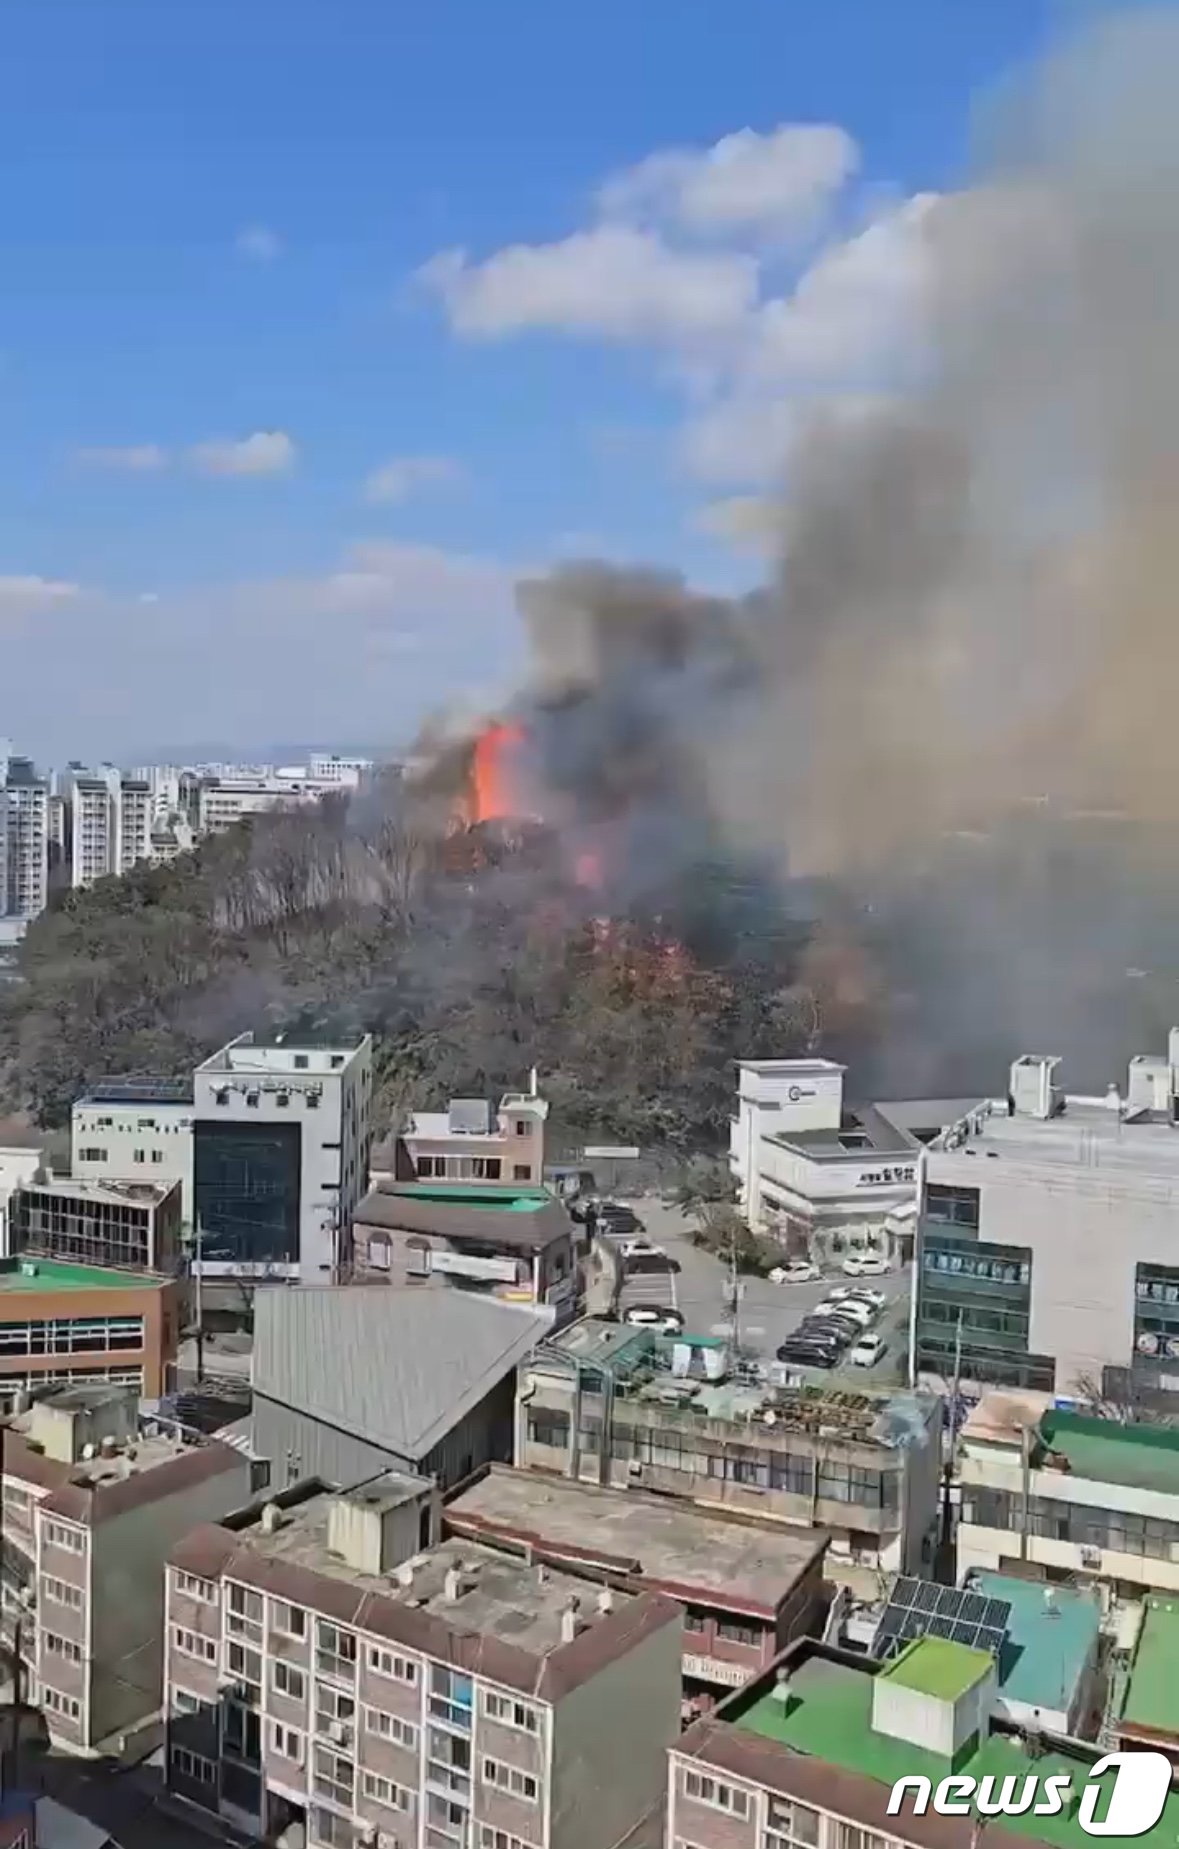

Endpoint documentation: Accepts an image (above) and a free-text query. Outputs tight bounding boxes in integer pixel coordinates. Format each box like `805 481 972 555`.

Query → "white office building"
71 1079 195 1227
195 773 346 835
192 1029 373 1282
912 1042 1179 1401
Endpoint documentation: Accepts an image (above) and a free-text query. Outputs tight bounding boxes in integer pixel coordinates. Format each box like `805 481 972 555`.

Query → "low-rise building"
444 1464 829 1719
0 1256 182 1405
0 1145 45 1258
400 1090 549 1186
0 1384 253 1755
163 1472 683 1847
352 1182 577 1316
516 1320 942 1595
1117 1593 1179 1767
71 1079 194 1225
250 1286 553 1492
729 1060 965 1263
7 1176 183 1275
669 1632 1179 1849
957 1390 1179 1598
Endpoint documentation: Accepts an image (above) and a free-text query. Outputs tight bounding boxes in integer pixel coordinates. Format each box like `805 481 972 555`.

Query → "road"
27 1752 245 1849
610 1198 913 1382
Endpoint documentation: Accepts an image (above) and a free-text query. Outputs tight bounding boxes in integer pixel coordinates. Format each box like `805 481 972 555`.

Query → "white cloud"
420 227 757 347
600 124 858 243
363 454 463 505
74 444 168 472
236 225 282 262
189 430 298 477
0 575 79 607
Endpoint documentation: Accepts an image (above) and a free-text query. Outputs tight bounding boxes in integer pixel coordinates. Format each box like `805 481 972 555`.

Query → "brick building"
0 1256 182 1405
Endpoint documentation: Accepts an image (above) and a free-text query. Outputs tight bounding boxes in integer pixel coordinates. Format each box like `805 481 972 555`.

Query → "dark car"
591 1202 642 1238
776 1340 838 1368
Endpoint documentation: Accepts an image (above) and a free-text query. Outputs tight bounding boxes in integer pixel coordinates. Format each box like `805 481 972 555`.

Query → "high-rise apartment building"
64 768 119 888
0 1384 253 1755
164 1472 682 1847
193 1031 373 1282
4 758 49 920
118 776 152 872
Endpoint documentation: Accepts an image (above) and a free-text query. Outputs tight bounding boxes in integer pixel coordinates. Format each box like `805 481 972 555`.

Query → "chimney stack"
444 1564 464 1603
560 1595 582 1644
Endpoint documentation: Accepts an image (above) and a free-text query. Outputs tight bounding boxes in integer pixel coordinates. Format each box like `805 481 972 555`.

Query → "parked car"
623 1303 685 1334
851 1333 887 1368
816 1295 874 1327
843 1252 890 1277
776 1339 839 1368
620 1237 667 1264
841 1287 886 1311
591 1201 642 1237
768 1261 820 1285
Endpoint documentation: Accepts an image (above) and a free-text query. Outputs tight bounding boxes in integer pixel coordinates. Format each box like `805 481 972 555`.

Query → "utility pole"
940 1310 965 1556
727 1223 743 1358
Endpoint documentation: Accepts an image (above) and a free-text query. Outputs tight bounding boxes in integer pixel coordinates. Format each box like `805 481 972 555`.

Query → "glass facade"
916 1210 1054 1391
193 1120 301 1266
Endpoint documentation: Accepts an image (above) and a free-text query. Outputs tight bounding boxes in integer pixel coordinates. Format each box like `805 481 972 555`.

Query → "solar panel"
873 1577 1012 1664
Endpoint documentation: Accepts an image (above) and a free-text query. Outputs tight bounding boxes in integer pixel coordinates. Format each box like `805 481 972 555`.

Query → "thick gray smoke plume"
501 8 1179 1092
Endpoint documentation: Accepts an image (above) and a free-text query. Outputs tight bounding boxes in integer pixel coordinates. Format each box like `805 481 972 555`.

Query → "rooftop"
879 1634 992 1701
712 1646 1179 1849
197 1028 370 1073
1035 1409 1179 1496
1121 1594 1179 1739
253 1286 552 1461
927 1094 1179 1199
445 1465 828 1614
770 1103 919 1161
15 1174 179 1209
0 1257 172 1294
76 1078 193 1107
173 1478 680 1702
964 1571 1099 1714
354 1184 573 1249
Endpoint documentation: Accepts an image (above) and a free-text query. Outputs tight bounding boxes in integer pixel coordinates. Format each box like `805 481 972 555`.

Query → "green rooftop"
1122 1595 1179 1737
729 1651 1179 1849
969 1571 1099 1715
1036 1409 1179 1496
0 1258 161 1294
385 1184 552 1213
881 1635 993 1701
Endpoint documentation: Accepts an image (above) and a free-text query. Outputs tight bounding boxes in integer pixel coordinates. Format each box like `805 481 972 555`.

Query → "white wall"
71 1103 193 1225
0 1148 44 1257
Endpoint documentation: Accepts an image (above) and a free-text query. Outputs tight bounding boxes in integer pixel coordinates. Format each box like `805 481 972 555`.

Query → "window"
715 1618 761 1647
361 1770 411 1810
294 1055 309 1069
44 1632 82 1664
77 1147 107 1163
40 1576 81 1611
430 1664 473 1730
683 1771 751 1817
480 1833 539 1849
428 1726 471 1795
310 1809 353 1849
42 1687 80 1722
484 1690 540 1734
368 1643 418 1683
272 1660 306 1702
151 1150 166 1165
836 1831 889 1849
223 1700 261 1765
43 1521 84 1554
226 1640 262 1692
765 1797 820 1849
525 1408 568 1449
924 1183 980 1229
226 1581 263 1635
271 1599 307 1638
175 1571 215 1603
482 1759 538 1803
315 1620 357 1681
515 1120 532 1137
171 1746 216 1786
270 1721 304 1763
365 1707 417 1749
314 1685 355 1734
313 1745 354 1807
171 1689 202 1717
513 1165 531 1181
133 1149 146 1163
173 1627 216 1664
2 1484 31 1517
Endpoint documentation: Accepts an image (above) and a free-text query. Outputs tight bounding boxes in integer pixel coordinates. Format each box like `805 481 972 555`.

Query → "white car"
816 1296 874 1328
851 1333 886 1368
620 1238 667 1263
842 1252 890 1277
768 1262 820 1285
622 1303 684 1333
842 1287 886 1311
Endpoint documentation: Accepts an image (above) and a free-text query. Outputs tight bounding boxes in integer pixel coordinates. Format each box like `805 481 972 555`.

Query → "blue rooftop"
966 1570 1100 1715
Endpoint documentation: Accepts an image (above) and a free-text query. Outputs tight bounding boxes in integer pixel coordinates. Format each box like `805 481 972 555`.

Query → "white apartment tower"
65 768 119 888
118 777 153 873
4 760 49 921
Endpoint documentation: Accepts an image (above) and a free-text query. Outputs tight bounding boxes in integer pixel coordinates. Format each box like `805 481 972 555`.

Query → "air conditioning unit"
1079 1545 1102 1568
328 1719 353 1748
627 1460 642 1479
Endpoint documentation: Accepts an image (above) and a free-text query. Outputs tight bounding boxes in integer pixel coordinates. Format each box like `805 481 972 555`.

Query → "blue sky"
1 0 1078 761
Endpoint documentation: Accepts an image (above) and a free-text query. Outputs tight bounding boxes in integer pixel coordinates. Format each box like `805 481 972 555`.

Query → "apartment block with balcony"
444 1465 829 1722
0 1384 252 1755
3 760 49 922
515 1322 942 1596
0 1255 181 1405
668 1631 1179 1849
7 1176 183 1274
164 1472 683 1849
957 1389 1179 1600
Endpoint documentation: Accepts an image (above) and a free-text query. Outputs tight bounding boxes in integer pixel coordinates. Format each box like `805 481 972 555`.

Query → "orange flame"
470 721 526 823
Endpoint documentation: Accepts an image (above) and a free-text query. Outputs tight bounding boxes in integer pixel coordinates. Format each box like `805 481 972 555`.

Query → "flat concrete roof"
446 1466 827 1612
225 1484 640 1654
1122 1594 1179 1739
928 1097 1179 1198
965 1570 1099 1713
881 1636 993 1701
0 1258 169 1294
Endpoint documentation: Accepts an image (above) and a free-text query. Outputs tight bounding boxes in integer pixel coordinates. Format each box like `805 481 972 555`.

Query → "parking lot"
607 1198 912 1385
